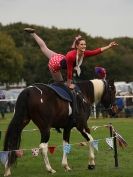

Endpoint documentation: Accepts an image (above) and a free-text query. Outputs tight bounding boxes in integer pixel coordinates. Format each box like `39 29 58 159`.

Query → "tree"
1 22 133 84
0 32 24 86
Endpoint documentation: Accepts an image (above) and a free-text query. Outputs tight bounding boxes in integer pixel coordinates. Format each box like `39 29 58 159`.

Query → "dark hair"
71 35 86 49
75 37 86 47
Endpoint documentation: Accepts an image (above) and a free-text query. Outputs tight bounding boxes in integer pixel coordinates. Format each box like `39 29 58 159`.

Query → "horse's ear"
108 79 114 85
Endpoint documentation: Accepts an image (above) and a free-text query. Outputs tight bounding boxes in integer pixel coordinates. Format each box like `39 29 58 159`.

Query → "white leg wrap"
83 130 95 166
4 163 11 177
62 141 71 171
39 143 56 173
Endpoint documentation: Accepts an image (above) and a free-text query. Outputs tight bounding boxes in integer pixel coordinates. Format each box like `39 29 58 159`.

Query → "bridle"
101 80 117 115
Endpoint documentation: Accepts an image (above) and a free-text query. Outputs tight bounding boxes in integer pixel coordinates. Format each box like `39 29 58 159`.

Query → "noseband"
102 80 116 113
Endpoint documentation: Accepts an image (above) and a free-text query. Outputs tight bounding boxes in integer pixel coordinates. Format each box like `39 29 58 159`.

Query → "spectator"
95 66 107 80
0 90 6 118
115 91 124 118
124 91 133 118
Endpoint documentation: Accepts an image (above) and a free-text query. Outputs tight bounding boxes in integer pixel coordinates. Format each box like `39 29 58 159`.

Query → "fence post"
109 123 113 137
93 103 97 119
113 131 119 167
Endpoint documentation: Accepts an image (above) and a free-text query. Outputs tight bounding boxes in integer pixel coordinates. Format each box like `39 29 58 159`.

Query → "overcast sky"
0 0 133 38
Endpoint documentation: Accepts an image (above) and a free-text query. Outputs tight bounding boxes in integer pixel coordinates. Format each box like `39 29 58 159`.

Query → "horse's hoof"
88 164 95 170
48 169 56 173
4 172 11 177
65 166 71 171
63 164 71 171
4 168 11 176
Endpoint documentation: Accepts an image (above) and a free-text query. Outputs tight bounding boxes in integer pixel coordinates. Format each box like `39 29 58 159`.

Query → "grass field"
0 113 133 177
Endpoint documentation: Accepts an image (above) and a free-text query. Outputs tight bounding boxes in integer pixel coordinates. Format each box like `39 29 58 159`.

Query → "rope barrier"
0 122 128 169
0 95 133 102
0 99 16 102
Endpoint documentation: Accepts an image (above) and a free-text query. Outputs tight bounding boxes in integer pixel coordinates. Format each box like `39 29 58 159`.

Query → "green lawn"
0 113 133 177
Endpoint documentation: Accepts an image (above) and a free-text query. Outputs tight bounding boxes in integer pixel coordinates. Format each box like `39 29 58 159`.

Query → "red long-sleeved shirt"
66 48 102 80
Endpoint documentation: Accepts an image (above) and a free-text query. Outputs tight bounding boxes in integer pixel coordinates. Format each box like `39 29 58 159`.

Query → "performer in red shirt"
24 28 118 89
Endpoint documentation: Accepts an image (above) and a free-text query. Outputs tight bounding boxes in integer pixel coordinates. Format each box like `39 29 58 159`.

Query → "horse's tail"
3 88 30 166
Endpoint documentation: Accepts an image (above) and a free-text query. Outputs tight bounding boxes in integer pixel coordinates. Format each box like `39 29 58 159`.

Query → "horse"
3 79 117 176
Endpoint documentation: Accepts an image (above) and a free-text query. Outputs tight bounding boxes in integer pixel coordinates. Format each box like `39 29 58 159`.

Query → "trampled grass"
0 114 133 177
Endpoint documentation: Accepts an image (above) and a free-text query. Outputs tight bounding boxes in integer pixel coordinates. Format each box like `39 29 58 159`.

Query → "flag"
115 132 128 148
106 137 114 148
48 146 56 154
31 148 39 157
15 149 24 158
0 151 9 165
63 144 71 154
91 140 99 151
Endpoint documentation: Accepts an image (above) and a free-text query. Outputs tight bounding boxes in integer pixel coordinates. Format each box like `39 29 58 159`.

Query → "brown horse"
3 79 117 176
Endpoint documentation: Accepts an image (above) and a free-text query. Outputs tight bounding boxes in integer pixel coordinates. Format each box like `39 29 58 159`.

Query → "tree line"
0 22 133 87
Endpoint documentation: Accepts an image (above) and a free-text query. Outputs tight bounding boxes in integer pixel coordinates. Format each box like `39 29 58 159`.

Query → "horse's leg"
62 128 71 171
4 162 11 177
77 127 95 169
39 128 56 173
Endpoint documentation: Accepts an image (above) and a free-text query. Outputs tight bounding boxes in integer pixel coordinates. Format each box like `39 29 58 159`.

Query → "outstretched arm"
101 41 118 52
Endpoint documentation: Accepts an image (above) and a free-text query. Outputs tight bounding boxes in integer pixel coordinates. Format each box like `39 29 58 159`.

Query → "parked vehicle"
0 88 24 113
115 81 133 117
115 82 133 95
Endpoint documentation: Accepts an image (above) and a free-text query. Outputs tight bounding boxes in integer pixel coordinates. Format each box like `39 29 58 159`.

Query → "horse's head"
101 79 118 116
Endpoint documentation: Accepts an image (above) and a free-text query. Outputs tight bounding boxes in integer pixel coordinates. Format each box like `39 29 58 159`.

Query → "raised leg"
39 128 56 173
31 33 57 59
78 127 95 169
62 128 71 171
39 143 56 173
